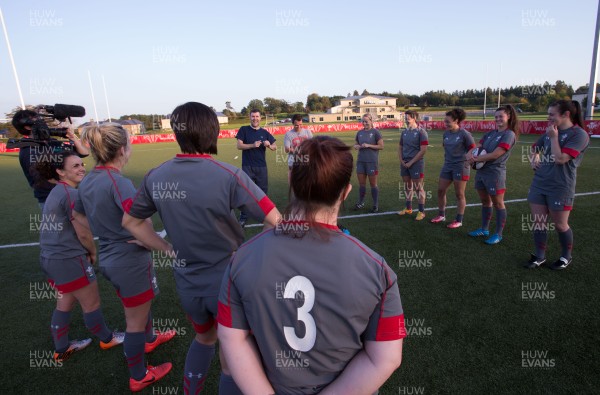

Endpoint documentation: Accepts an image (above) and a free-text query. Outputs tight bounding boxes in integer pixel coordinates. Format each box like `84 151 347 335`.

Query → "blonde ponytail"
81 123 129 164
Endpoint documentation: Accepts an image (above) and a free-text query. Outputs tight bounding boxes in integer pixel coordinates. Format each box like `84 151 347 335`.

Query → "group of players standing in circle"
22 97 589 393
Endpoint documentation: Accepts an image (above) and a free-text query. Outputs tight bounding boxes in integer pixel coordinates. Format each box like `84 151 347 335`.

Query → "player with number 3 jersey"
218 136 405 395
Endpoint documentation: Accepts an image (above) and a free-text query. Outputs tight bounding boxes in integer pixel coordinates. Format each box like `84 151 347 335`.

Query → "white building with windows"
308 95 401 123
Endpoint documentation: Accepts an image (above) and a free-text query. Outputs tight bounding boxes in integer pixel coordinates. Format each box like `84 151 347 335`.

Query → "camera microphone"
44 104 86 120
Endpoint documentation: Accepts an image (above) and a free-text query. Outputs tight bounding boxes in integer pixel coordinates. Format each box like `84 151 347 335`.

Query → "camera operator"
12 109 89 210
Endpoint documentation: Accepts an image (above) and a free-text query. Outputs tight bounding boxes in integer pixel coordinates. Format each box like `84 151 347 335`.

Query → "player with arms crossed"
431 108 476 228
525 100 589 270
397 110 429 220
217 136 405 395
37 150 124 363
353 113 384 213
75 124 174 392
467 105 519 245
123 102 281 394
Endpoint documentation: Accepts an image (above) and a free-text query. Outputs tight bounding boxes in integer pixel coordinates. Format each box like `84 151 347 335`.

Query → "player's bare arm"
65 128 90 157
474 146 506 163
547 126 572 164
218 326 275 394
263 206 282 229
72 210 97 265
321 339 403 395
122 213 172 252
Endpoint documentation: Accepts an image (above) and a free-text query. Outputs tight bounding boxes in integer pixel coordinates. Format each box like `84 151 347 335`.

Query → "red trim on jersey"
467 144 476 150
341 234 401 342
419 173 425 179
117 288 155 307
58 182 76 220
563 205 573 211
101 166 134 213
258 196 276 216
122 198 133 213
186 314 215 334
461 175 470 181
374 170 379 175
94 165 120 172
216 301 232 328
204 158 276 216
49 275 91 293
496 188 506 195
316 222 339 230
561 147 580 158
420 141 429 146
376 314 406 341
498 143 510 151
176 153 213 158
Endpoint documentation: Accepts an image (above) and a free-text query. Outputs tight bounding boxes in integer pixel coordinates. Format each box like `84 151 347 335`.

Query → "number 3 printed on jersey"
283 276 316 352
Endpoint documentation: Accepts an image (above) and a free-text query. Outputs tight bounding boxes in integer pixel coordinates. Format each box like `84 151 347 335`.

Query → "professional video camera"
7 104 86 149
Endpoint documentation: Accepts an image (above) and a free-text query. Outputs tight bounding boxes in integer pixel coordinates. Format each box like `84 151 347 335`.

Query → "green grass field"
1 129 599 394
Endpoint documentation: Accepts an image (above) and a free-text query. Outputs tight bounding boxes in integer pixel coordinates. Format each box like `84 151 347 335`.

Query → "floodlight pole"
497 62 502 108
483 64 488 120
102 75 112 122
585 1 600 120
0 8 25 109
87 71 100 125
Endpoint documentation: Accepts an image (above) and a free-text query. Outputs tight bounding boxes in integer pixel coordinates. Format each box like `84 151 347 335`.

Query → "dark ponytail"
549 100 585 130
496 104 520 137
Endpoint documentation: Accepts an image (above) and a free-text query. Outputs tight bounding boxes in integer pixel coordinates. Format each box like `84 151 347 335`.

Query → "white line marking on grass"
1 192 599 248
243 191 600 226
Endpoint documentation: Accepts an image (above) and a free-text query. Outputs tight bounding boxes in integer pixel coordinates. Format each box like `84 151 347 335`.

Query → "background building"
308 95 402 123
77 118 146 135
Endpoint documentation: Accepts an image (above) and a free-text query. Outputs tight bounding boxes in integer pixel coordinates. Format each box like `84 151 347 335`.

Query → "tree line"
232 81 598 117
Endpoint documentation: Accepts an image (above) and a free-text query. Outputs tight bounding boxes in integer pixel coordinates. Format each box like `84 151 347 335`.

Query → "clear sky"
0 0 598 122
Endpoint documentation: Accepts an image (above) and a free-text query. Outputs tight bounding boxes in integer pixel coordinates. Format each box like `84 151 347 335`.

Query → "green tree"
264 97 285 114
247 99 265 114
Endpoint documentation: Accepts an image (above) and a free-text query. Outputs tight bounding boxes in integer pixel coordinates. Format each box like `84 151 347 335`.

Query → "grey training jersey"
128 154 277 296
284 129 313 166
443 128 475 165
355 128 382 163
217 223 405 394
478 129 516 171
531 126 589 194
400 127 429 160
75 166 148 267
40 182 87 259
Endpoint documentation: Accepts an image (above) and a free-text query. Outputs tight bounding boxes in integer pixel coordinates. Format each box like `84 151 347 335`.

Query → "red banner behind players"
1 120 598 152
